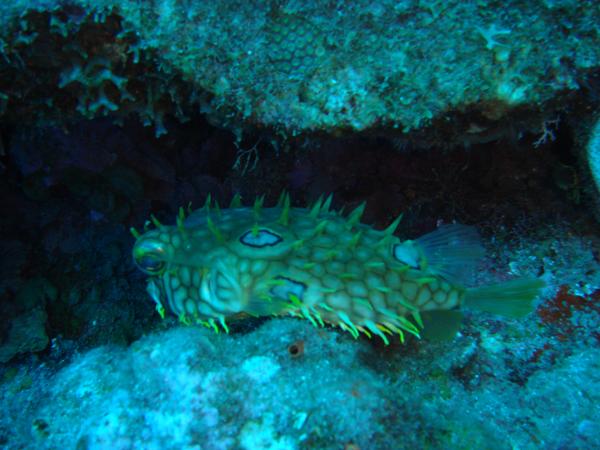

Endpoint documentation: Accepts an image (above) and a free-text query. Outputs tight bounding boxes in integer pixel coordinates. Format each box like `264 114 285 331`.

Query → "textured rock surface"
0 2 598 446
0 308 48 363
586 116 600 196
0 0 598 140
1 319 600 449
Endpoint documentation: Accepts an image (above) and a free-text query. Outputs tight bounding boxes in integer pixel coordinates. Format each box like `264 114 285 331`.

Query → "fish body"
132 195 543 344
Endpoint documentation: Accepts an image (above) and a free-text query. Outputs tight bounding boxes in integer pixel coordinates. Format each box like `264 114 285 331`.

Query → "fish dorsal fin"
416 224 484 283
394 224 484 284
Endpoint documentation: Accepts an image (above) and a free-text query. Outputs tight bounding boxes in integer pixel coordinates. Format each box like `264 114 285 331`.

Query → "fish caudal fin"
464 277 545 318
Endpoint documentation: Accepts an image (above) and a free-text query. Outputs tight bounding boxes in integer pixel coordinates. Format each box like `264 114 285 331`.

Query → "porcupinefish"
131 194 544 344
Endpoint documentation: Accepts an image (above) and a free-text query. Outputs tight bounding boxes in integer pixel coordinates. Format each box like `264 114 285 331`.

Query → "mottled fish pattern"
132 194 544 344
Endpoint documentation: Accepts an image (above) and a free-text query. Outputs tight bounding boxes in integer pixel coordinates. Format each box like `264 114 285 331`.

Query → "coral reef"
0 1 598 142
1 319 599 449
0 308 48 363
0 0 598 448
0 116 598 448
584 115 600 219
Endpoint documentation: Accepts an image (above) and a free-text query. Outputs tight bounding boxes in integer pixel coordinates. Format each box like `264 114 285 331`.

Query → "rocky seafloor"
0 114 598 449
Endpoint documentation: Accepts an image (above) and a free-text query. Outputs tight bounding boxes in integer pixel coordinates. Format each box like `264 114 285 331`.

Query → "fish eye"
240 229 283 248
133 238 167 275
135 253 166 275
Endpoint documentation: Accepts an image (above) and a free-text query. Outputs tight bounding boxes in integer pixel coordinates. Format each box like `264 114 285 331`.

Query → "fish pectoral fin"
420 309 464 342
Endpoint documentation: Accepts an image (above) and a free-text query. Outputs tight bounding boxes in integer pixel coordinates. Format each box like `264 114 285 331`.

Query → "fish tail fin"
464 277 545 318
